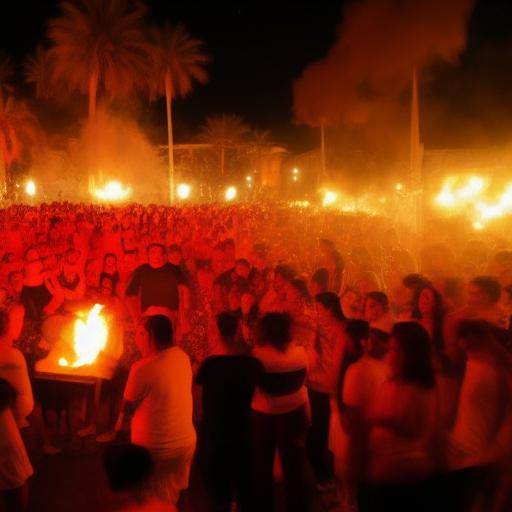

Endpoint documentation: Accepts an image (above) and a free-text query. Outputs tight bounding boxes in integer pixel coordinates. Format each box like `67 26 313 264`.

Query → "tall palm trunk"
165 72 175 204
88 69 99 191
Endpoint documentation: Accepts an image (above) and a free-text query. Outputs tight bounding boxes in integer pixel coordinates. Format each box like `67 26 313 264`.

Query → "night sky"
0 0 512 151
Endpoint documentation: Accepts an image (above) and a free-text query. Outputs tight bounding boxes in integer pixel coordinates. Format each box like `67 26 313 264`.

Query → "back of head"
315 291 344 321
217 312 239 344
274 264 296 283
102 444 153 493
144 315 173 352
402 273 430 291
368 328 390 359
365 291 389 311
259 312 292 352
391 322 435 389
470 275 502 304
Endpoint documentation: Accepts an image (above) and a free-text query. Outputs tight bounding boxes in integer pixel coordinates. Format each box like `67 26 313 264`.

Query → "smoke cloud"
293 0 476 130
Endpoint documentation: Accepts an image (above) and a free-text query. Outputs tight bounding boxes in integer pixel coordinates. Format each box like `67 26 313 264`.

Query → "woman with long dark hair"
360 322 437 512
411 285 445 354
307 292 346 489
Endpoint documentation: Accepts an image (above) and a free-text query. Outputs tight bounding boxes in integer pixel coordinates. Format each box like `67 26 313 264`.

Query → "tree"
47 0 150 122
149 23 209 204
24 46 52 100
199 114 250 177
0 98 42 194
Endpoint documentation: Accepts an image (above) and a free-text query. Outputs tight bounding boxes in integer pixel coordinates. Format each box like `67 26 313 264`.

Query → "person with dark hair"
115 315 196 507
411 285 446 354
250 312 314 512
195 312 262 512
364 291 394 334
0 377 33 512
285 278 316 349
213 258 256 313
307 292 347 489
393 273 431 320
341 287 363 320
318 239 344 293
330 319 378 511
100 253 120 294
259 264 296 313
463 276 505 327
125 243 190 329
360 322 438 512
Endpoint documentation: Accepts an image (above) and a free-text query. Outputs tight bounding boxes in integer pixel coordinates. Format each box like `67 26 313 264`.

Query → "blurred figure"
196 312 262 512
250 312 314 512
360 322 437 512
364 291 394 334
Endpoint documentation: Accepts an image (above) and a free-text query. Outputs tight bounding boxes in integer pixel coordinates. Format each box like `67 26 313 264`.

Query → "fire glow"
435 175 512 229
58 304 108 368
94 180 132 202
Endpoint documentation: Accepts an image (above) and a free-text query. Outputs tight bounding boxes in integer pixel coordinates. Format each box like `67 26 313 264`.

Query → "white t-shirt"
449 358 507 469
124 347 196 458
0 347 34 428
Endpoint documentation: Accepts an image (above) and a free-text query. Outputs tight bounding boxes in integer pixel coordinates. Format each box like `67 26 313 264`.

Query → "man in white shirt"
116 315 196 509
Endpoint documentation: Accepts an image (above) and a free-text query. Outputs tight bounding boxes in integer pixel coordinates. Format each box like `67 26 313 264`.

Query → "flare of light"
177 183 191 200
435 176 486 209
322 190 338 207
246 175 253 182
292 168 299 175
58 304 108 368
395 182 403 192
94 181 131 202
25 180 36 196
225 186 237 201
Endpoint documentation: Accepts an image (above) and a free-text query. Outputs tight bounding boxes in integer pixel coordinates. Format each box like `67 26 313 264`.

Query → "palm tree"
48 0 150 122
200 114 250 177
149 23 209 204
24 46 52 100
0 98 42 194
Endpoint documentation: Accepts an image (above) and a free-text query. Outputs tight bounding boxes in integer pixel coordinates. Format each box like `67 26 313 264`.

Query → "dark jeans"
306 388 333 484
250 406 315 512
198 435 251 512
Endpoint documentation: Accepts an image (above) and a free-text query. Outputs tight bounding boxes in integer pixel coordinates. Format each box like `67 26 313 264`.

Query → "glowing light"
292 168 299 175
322 190 338 207
289 200 310 208
225 186 237 201
177 183 191 200
58 304 108 368
395 182 403 192
435 176 486 209
473 221 484 231
94 181 131 202
246 175 253 182
25 180 36 197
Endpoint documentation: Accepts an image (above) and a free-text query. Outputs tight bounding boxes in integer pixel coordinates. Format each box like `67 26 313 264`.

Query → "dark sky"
0 0 511 151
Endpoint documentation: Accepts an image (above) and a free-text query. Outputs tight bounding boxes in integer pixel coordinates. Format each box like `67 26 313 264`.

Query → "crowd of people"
0 201 511 512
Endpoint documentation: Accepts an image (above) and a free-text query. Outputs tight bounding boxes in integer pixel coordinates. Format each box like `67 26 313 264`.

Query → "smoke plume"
294 0 476 131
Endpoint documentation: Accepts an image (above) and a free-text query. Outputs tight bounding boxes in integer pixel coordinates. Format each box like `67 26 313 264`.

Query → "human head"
147 243 166 269
216 312 239 346
412 285 444 318
315 292 344 326
287 278 311 305
389 322 435 388
274 264 295 292
341 287 362 319
367 328 390 359
258 312 292 352
103 253 117 270
234 258 251 279
100 276 115 297
396 273 431 310
467 276 501 310
102 443 153 494
167 244 182 266
137 315 174 354
364 291 389 323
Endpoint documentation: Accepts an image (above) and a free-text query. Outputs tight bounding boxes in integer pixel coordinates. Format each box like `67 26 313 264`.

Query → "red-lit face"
467 284 491 310
148 246 165 269
342 290 362 319
364 297 384 323
135 324 150 356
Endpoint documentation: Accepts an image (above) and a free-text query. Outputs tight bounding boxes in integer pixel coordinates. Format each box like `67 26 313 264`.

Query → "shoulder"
0 347 25 365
